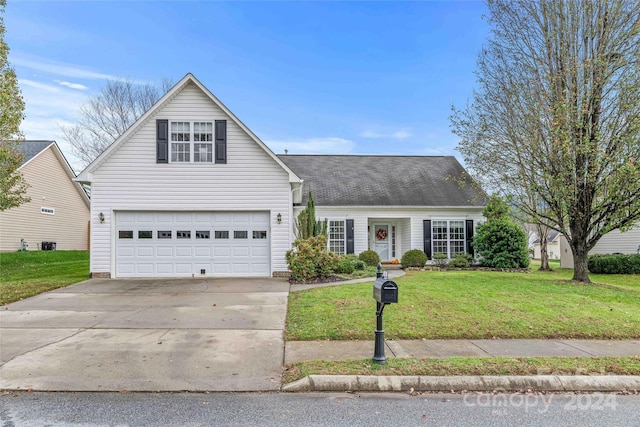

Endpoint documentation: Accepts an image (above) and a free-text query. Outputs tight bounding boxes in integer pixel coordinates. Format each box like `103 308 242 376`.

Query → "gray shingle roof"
18 140 54 165
277 155 487 207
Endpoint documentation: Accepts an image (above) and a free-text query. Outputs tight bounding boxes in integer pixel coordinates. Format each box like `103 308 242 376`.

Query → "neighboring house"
0 141 90 252
76 73 486 278
560 224 640 268
531 230 561 260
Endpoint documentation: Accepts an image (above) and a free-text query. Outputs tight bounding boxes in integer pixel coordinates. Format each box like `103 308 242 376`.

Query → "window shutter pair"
423 219 474 258
156 119 227 164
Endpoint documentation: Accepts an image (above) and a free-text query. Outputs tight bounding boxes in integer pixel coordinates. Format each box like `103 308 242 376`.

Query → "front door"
373 224 389 260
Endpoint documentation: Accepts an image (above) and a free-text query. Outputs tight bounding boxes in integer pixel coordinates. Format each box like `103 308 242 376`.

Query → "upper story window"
170 121 213 163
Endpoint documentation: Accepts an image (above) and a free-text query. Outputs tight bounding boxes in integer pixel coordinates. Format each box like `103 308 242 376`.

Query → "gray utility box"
373 278 398 304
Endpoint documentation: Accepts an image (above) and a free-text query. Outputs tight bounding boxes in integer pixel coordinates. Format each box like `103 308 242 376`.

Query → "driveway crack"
0 328 87 367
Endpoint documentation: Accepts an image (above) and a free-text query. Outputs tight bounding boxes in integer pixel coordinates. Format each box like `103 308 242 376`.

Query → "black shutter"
156 119 168 163
346 219 354 254
423 220 432 259
215 120 227 164
466 219 474 256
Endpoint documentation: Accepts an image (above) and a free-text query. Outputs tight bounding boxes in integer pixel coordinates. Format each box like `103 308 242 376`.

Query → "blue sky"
5 1 489 170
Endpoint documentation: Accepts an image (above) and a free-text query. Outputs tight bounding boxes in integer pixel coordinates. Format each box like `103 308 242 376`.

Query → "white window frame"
432 219 466 258
170 121 213 163
41 207 55 215
328 220 346 255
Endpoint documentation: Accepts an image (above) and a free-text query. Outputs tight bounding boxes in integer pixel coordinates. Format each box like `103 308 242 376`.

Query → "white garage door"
115 211 270 277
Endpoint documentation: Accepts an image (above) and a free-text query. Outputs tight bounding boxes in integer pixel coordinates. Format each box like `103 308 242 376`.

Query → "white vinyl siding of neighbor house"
589 225 640 255
88 82 292 276
294 206 484 258
0 146 89 251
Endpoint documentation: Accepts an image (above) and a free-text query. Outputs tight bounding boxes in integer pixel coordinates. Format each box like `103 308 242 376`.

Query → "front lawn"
286 269 640 340
0 250 89 305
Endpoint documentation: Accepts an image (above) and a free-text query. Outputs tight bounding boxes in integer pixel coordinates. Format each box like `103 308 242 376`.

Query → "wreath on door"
376 229 387 240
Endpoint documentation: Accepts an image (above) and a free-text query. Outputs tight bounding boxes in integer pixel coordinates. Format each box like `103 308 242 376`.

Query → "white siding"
0 147 89 252
89 82 292 276
590 225 640 255
305 206 485 258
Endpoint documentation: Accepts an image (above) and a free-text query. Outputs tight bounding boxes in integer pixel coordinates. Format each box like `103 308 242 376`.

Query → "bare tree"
451 0 640 282
61 78 174 167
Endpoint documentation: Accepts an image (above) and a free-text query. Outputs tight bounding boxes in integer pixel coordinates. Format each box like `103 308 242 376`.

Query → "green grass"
283 356 640 383
286 268 640 340
0 250 89 305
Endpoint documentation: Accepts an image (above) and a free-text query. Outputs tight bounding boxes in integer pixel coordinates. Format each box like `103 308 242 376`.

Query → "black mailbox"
373 278 398 304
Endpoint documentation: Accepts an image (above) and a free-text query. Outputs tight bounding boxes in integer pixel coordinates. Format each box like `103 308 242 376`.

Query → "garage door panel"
195 246 211 257
137 264 154 274
155 247 173 257
156 263 174 274
175 246 192 257
252 247 269 257
233 246 250 257
137 246 154 257
115 211 270 278
214 247 230 257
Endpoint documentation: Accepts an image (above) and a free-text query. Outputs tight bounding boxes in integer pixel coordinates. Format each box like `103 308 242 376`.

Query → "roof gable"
278 155 487 207
76 73 301 183
18 140 90 207
18 140 54 167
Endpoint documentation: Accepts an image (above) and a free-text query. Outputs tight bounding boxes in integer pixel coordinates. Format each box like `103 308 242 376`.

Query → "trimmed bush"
352 259 366 270
432 253 449 267
286 235 339 282
473 217 530 269
449 253 471 268
588 254 640 274
401 249 427 268
359 249 380 267
335 257 355 274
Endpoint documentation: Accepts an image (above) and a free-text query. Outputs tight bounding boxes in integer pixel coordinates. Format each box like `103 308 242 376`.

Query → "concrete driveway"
0 278 290 392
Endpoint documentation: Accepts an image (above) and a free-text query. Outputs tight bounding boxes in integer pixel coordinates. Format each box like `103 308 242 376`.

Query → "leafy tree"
451 0 640 282
0 0 29 211
61 77 173 167
295 191 327 239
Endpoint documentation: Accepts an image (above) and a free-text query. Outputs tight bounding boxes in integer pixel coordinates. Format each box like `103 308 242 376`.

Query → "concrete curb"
282 375 640 393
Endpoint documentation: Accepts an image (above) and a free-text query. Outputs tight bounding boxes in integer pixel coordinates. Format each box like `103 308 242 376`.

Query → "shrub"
432 253 449 267
473 217 530 268
588 254 640 274
285 235 339 282
335 256 355 274
352 259 365 270
359 249 380 267
449 253 471 268
401 249 427 268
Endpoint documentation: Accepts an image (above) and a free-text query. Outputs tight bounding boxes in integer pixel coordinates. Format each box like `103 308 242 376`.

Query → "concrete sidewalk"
285 339 640 364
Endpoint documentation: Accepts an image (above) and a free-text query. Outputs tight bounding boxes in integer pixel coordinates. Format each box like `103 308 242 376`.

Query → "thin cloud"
266 137 356 155
11 52 134 82
56 80 89 90
20 79 61 93
360 129 412 139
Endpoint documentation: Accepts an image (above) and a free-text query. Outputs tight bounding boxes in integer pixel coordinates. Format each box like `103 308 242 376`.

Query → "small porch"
367 217 412 262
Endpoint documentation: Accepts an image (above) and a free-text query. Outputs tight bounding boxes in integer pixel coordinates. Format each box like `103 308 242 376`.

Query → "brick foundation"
90 272 111 279
272 271 291 278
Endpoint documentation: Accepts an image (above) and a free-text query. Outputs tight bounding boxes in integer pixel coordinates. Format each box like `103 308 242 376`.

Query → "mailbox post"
372 263 398 364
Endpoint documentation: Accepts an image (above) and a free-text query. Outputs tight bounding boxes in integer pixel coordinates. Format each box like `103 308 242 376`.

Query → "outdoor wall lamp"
99 212 105 224
277 213 282 224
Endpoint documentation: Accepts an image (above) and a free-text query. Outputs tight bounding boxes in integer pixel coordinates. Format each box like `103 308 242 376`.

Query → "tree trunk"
571 244 591 283
537 225 551 271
